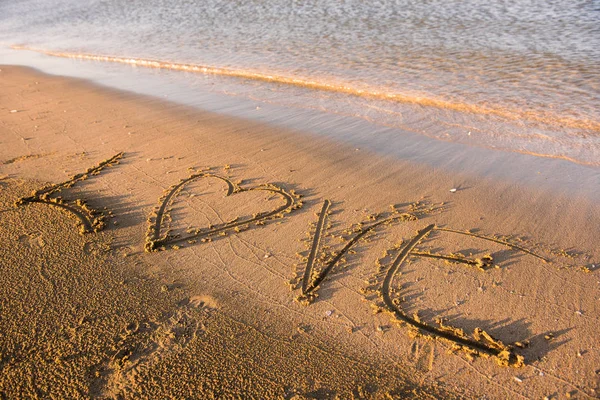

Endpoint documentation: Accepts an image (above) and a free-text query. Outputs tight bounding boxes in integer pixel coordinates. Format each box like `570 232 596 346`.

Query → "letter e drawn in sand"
364 225 552 367
293 200 440 305
14 152 123 234
145 171 303 252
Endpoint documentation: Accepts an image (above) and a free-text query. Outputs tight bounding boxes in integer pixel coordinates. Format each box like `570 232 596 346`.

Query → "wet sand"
1 65 599 399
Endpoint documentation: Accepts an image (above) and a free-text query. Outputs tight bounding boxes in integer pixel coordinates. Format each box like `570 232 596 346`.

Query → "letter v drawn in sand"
15 152 123 234
145 170 303 251
364 225 553 367
292 200 440 304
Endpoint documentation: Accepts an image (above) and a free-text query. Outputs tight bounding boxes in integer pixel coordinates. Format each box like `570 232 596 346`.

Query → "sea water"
1 0 599 166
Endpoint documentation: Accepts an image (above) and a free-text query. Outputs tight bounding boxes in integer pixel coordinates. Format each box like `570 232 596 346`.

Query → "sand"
1 65 599 399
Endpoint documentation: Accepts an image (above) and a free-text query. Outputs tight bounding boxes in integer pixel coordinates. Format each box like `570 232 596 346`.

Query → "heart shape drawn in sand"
365 224 550 367
144 171 302 252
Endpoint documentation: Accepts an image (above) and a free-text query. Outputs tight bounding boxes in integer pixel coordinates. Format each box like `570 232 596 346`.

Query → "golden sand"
1 66 599 399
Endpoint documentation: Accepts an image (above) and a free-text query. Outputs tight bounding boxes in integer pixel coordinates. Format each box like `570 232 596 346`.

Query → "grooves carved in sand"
294 200 439 305
436 227 549 263
365 225 551 367
7 151 589 371
15 153 123 234
145 171 302 252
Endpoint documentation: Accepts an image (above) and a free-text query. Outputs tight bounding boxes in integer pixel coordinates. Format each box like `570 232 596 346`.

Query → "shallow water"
1 0 599 165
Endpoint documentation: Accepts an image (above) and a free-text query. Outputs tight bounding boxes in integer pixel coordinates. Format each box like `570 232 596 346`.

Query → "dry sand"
1 65 599 399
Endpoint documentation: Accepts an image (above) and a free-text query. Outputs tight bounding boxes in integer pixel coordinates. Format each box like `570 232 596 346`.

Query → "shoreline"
3 46 600 180
1 65 599 399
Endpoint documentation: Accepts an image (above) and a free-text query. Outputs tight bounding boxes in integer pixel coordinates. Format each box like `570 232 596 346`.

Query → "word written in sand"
10 154 583 369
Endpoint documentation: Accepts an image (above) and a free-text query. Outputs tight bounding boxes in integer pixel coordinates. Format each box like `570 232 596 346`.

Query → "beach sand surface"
1 66 599 399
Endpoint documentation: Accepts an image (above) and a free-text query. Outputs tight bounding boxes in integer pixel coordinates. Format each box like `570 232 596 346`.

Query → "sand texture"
1 66 599 399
